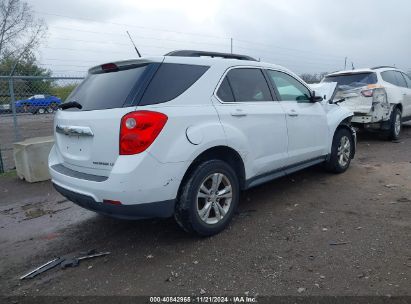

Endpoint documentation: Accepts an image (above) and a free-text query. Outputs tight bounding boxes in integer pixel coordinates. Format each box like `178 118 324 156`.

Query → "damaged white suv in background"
322 67 411 140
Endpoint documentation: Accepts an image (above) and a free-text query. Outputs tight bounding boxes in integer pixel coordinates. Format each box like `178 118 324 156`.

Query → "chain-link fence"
0 76 84 173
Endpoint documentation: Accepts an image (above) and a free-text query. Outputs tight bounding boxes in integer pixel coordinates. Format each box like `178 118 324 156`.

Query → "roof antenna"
126 31 141 58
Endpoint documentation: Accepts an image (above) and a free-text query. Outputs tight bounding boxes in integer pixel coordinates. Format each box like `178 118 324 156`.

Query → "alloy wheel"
337 136 351 167
196 173 233 225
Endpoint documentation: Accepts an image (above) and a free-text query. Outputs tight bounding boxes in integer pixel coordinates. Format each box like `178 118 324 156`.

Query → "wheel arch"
391 103 402 113
179 146 247 193
334 117 356 159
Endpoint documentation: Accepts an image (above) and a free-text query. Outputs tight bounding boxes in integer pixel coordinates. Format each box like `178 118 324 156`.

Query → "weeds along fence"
0 76 84 173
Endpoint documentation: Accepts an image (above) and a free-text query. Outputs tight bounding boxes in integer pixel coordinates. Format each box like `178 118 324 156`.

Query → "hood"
309 82 337 103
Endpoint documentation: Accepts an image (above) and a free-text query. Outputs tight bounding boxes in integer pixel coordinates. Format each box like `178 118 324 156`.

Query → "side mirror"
311 91 323 103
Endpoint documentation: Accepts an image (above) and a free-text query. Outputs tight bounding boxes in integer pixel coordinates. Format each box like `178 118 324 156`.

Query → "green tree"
0 53 52 102
51 84 78 101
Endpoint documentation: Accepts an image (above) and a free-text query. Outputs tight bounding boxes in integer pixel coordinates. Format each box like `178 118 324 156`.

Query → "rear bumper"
352 116 391 131
49 145 188 219
53 183 175 219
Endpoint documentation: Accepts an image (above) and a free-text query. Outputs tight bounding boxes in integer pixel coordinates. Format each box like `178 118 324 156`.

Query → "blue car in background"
15 95 62 114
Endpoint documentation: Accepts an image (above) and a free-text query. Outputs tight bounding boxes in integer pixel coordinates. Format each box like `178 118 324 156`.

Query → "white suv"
322 67 411 139
49 50 356 236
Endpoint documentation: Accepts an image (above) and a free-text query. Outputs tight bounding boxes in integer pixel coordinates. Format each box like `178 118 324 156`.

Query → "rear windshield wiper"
58 101 82 110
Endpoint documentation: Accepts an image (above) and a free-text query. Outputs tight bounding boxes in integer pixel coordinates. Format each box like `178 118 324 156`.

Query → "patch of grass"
0 169 17 178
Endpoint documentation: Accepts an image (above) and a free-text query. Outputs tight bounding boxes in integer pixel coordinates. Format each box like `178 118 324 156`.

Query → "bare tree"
299 72 329 84
0 0 46 63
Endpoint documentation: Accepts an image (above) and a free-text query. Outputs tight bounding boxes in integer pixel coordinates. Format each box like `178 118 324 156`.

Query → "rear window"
140 63 209 106
323 72 377 89
66 65 150 111
65 63 209 111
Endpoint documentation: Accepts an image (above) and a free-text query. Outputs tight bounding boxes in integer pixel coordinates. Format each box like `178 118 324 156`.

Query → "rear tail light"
361 89 374 97
372 88 387 104
120 111 168 155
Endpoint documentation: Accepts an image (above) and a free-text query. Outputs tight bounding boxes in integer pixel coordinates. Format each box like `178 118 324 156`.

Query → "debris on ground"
20 257 65 280
385 184 400 188
20 250 111 279
329 241 350 246
61 251 110 269
165 271 179 282
200 288 206 295
297 287 306 293
397 197 411 203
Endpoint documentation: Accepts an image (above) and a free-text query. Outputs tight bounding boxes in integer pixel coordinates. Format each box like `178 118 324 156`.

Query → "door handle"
288 110 298 117
231 109 247 117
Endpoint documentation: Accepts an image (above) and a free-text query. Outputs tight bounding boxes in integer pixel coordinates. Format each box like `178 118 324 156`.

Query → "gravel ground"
0 115 410 298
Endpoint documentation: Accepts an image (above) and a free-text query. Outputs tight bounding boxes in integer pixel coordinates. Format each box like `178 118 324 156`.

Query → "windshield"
323 72 377 89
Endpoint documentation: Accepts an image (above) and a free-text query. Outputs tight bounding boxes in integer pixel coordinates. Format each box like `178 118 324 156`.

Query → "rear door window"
140 63 209 106
222 68 272 102
393 71 407 88
66 64 150 111
381 71 400 86
402 73 411 88
216 77 235 102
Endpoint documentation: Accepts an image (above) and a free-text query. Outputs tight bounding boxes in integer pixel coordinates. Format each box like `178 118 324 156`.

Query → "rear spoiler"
88 58 163 74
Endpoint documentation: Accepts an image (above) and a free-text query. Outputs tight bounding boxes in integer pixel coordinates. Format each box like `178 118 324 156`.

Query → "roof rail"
371 66 397 70
165 50 257 61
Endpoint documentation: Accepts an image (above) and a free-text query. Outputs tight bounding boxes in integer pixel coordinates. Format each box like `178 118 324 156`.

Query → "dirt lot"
0 115 410 298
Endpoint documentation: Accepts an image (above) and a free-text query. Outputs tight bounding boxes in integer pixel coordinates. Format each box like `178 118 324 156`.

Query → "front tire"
324 128 354 173
174 160 239 236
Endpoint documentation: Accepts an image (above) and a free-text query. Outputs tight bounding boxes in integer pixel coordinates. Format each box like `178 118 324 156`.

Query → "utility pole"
230 38 233 54
344 57 347 70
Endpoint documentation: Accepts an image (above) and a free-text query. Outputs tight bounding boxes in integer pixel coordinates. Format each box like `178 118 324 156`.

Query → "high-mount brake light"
103 200 122 205
101 63 119 72
120 111 168 155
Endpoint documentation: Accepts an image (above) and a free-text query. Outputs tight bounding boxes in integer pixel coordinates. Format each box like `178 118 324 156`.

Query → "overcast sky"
31 0 411 76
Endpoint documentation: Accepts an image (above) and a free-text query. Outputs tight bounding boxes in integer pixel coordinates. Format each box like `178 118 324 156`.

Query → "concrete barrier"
13 136 54 182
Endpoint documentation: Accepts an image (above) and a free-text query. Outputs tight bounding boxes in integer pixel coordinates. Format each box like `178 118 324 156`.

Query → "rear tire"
37 107 46 115
387 107 402 140
324 128 354 173
174 160 239 236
